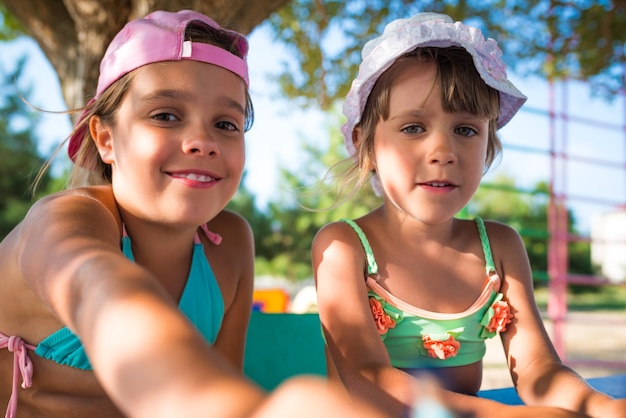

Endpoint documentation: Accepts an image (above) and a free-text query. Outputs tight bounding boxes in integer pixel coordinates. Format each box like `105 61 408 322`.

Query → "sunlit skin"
313 59 626 418
99 60 247 230
0 60 256 417
366 58 490 395
0 52 393 418
371 58 489 227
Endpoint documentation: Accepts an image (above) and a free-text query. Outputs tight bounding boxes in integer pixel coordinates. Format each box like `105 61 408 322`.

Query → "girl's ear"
353 127 376 172
351 127 362 151
90 116 115 164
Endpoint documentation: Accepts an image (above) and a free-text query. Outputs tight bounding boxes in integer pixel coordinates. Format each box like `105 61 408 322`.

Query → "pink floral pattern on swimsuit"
369 297 396 334
480 292 513 338
486 300 512 332
422 334 461 360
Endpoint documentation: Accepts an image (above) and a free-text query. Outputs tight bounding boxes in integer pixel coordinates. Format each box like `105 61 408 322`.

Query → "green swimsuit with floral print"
342 217 512 369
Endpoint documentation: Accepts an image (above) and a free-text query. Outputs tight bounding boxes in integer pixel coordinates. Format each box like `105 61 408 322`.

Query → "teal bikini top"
342 217 512 369
34 225 225 370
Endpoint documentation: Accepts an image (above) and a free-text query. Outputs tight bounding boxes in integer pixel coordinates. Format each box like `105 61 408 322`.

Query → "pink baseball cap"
342 12 527 159
68 9 249 161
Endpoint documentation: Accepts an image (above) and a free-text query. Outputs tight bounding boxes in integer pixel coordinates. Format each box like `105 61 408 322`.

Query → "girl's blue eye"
456 126 477 137
402 125 424 134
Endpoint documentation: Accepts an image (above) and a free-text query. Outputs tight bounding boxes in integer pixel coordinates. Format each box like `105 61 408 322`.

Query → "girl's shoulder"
35 185 115 209
25 187 118 232
314 208 391 252
478 219 528 273
206 209 252 239
314 219 365 245
204 210 254 257
478 218 523 243
312 219 373 272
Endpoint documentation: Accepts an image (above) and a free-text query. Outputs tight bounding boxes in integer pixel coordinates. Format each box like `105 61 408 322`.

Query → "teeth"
429 182 447 187
188 173 213 182
174 173 214 182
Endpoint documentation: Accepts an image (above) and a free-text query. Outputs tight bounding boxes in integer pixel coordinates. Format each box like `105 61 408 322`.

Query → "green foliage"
0 56 52 239
270 0 626 109
0 2 24 40
534 285 626 311
544 1 626 97
254 109 380 280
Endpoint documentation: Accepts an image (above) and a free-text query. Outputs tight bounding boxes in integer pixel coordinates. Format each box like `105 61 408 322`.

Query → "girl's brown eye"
152 113 178 122
215 121 239 132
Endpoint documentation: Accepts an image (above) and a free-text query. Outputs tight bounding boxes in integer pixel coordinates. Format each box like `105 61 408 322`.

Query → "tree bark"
3 0 290 113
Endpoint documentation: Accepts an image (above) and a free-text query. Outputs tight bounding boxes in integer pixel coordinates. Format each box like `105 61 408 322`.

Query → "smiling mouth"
423 181 455 187
171 173 217 183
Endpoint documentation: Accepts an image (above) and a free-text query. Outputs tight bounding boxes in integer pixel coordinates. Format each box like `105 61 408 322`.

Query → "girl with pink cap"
313 12 626 418
0 9 387 418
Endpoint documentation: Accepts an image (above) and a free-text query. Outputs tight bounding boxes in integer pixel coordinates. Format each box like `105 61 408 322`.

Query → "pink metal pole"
547 80 567 359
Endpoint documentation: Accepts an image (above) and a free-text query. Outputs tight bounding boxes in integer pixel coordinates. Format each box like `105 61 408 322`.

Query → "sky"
1 20 625 235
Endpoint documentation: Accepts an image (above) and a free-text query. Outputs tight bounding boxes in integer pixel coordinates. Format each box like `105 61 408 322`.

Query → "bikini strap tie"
199 224 222 245
1 333 36 418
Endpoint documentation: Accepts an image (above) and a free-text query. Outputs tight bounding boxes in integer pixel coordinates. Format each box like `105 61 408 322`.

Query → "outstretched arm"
18 191 265 417
16 191 391 418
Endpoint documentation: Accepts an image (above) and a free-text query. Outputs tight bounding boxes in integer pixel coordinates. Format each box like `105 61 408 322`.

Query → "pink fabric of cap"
68 9 249 161
342 12 527 159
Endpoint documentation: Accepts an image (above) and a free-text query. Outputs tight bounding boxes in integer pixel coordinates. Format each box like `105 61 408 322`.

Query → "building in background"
591 207 626 283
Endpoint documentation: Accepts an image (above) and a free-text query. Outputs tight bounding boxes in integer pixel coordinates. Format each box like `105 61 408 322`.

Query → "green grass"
534 285 626 311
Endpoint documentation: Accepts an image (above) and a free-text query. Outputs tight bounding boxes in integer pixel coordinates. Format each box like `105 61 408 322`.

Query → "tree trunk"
3 0 290 114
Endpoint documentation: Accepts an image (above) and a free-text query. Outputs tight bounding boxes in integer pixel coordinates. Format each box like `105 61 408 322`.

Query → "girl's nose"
428 133 457 165
183 131 219 157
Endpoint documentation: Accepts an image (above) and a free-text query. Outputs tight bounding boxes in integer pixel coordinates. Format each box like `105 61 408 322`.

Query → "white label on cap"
182 41 192 58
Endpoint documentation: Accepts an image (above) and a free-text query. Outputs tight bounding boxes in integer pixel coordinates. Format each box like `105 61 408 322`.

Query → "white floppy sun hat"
341 12 527 159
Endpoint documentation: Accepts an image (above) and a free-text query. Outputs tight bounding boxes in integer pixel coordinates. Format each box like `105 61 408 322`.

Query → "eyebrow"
218 96 246 116
389 109 427 121
390 109 487 122
142 89 245 116
143 89 193 102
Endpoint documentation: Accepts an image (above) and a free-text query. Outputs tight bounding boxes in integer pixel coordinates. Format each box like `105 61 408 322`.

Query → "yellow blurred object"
253 288 290 312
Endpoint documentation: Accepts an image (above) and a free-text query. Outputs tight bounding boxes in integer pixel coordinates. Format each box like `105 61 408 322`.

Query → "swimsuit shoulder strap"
474 217 498 277
340 218 378 276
